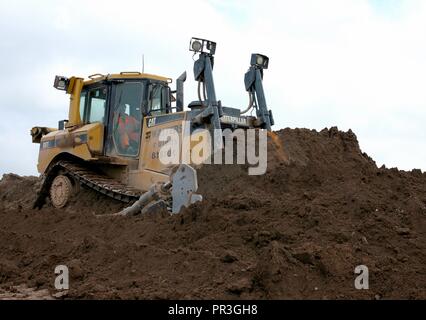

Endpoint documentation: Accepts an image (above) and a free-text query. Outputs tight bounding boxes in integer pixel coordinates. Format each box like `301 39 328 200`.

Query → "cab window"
79 91 87 122
148 84 164 115
86 87 107 123
147 83 171 116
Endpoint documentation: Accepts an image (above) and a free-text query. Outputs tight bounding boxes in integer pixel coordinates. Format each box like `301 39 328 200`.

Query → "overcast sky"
0 0 425 176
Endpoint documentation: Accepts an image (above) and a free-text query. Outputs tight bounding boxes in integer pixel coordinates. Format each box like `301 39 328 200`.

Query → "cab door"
78 85 109 155
105 81 144 158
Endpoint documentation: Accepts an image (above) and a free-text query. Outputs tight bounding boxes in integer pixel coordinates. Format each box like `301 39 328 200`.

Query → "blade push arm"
244 54 274 131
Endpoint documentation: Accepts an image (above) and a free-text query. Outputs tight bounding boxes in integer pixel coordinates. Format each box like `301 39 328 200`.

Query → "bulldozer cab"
77 76 171 159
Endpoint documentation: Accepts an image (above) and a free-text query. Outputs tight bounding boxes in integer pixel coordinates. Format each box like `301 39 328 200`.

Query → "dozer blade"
171 164 202 214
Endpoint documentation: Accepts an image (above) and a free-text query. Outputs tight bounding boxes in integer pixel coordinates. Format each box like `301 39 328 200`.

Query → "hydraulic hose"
240 92 254 115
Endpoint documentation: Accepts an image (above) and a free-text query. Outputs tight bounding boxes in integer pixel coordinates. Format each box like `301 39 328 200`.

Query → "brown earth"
0 127 425 299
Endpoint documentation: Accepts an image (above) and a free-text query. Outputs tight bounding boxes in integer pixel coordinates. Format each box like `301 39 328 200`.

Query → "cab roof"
83 72 172 86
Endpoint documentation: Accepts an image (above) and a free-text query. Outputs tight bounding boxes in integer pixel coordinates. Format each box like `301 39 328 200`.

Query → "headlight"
53 75 69 91
250 53 269 69
189 37 216 55
191 40 202 52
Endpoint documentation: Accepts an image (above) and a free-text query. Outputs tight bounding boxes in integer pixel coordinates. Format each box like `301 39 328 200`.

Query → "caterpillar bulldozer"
30 37 274 215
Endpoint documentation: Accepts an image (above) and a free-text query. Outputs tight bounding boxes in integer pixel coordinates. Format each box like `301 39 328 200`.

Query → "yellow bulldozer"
31 37 273 215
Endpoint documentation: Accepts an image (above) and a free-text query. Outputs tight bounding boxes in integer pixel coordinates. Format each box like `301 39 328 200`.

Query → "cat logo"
147 117 156 128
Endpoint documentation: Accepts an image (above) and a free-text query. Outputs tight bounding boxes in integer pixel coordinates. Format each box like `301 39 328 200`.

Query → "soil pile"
0 127 425 299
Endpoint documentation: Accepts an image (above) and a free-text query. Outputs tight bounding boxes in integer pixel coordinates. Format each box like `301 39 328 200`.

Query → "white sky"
0 0 425 176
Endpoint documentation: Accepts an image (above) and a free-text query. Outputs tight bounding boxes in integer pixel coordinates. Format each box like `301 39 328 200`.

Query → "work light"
53 75 70 91
189 37 216 55
191 40 202 52
250 53 269 69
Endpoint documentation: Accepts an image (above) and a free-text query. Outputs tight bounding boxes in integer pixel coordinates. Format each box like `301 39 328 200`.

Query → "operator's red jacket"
116 114 140 148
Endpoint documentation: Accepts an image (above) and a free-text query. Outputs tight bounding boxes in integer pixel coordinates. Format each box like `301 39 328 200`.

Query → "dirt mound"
0 174 40 211
0 127 425 299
